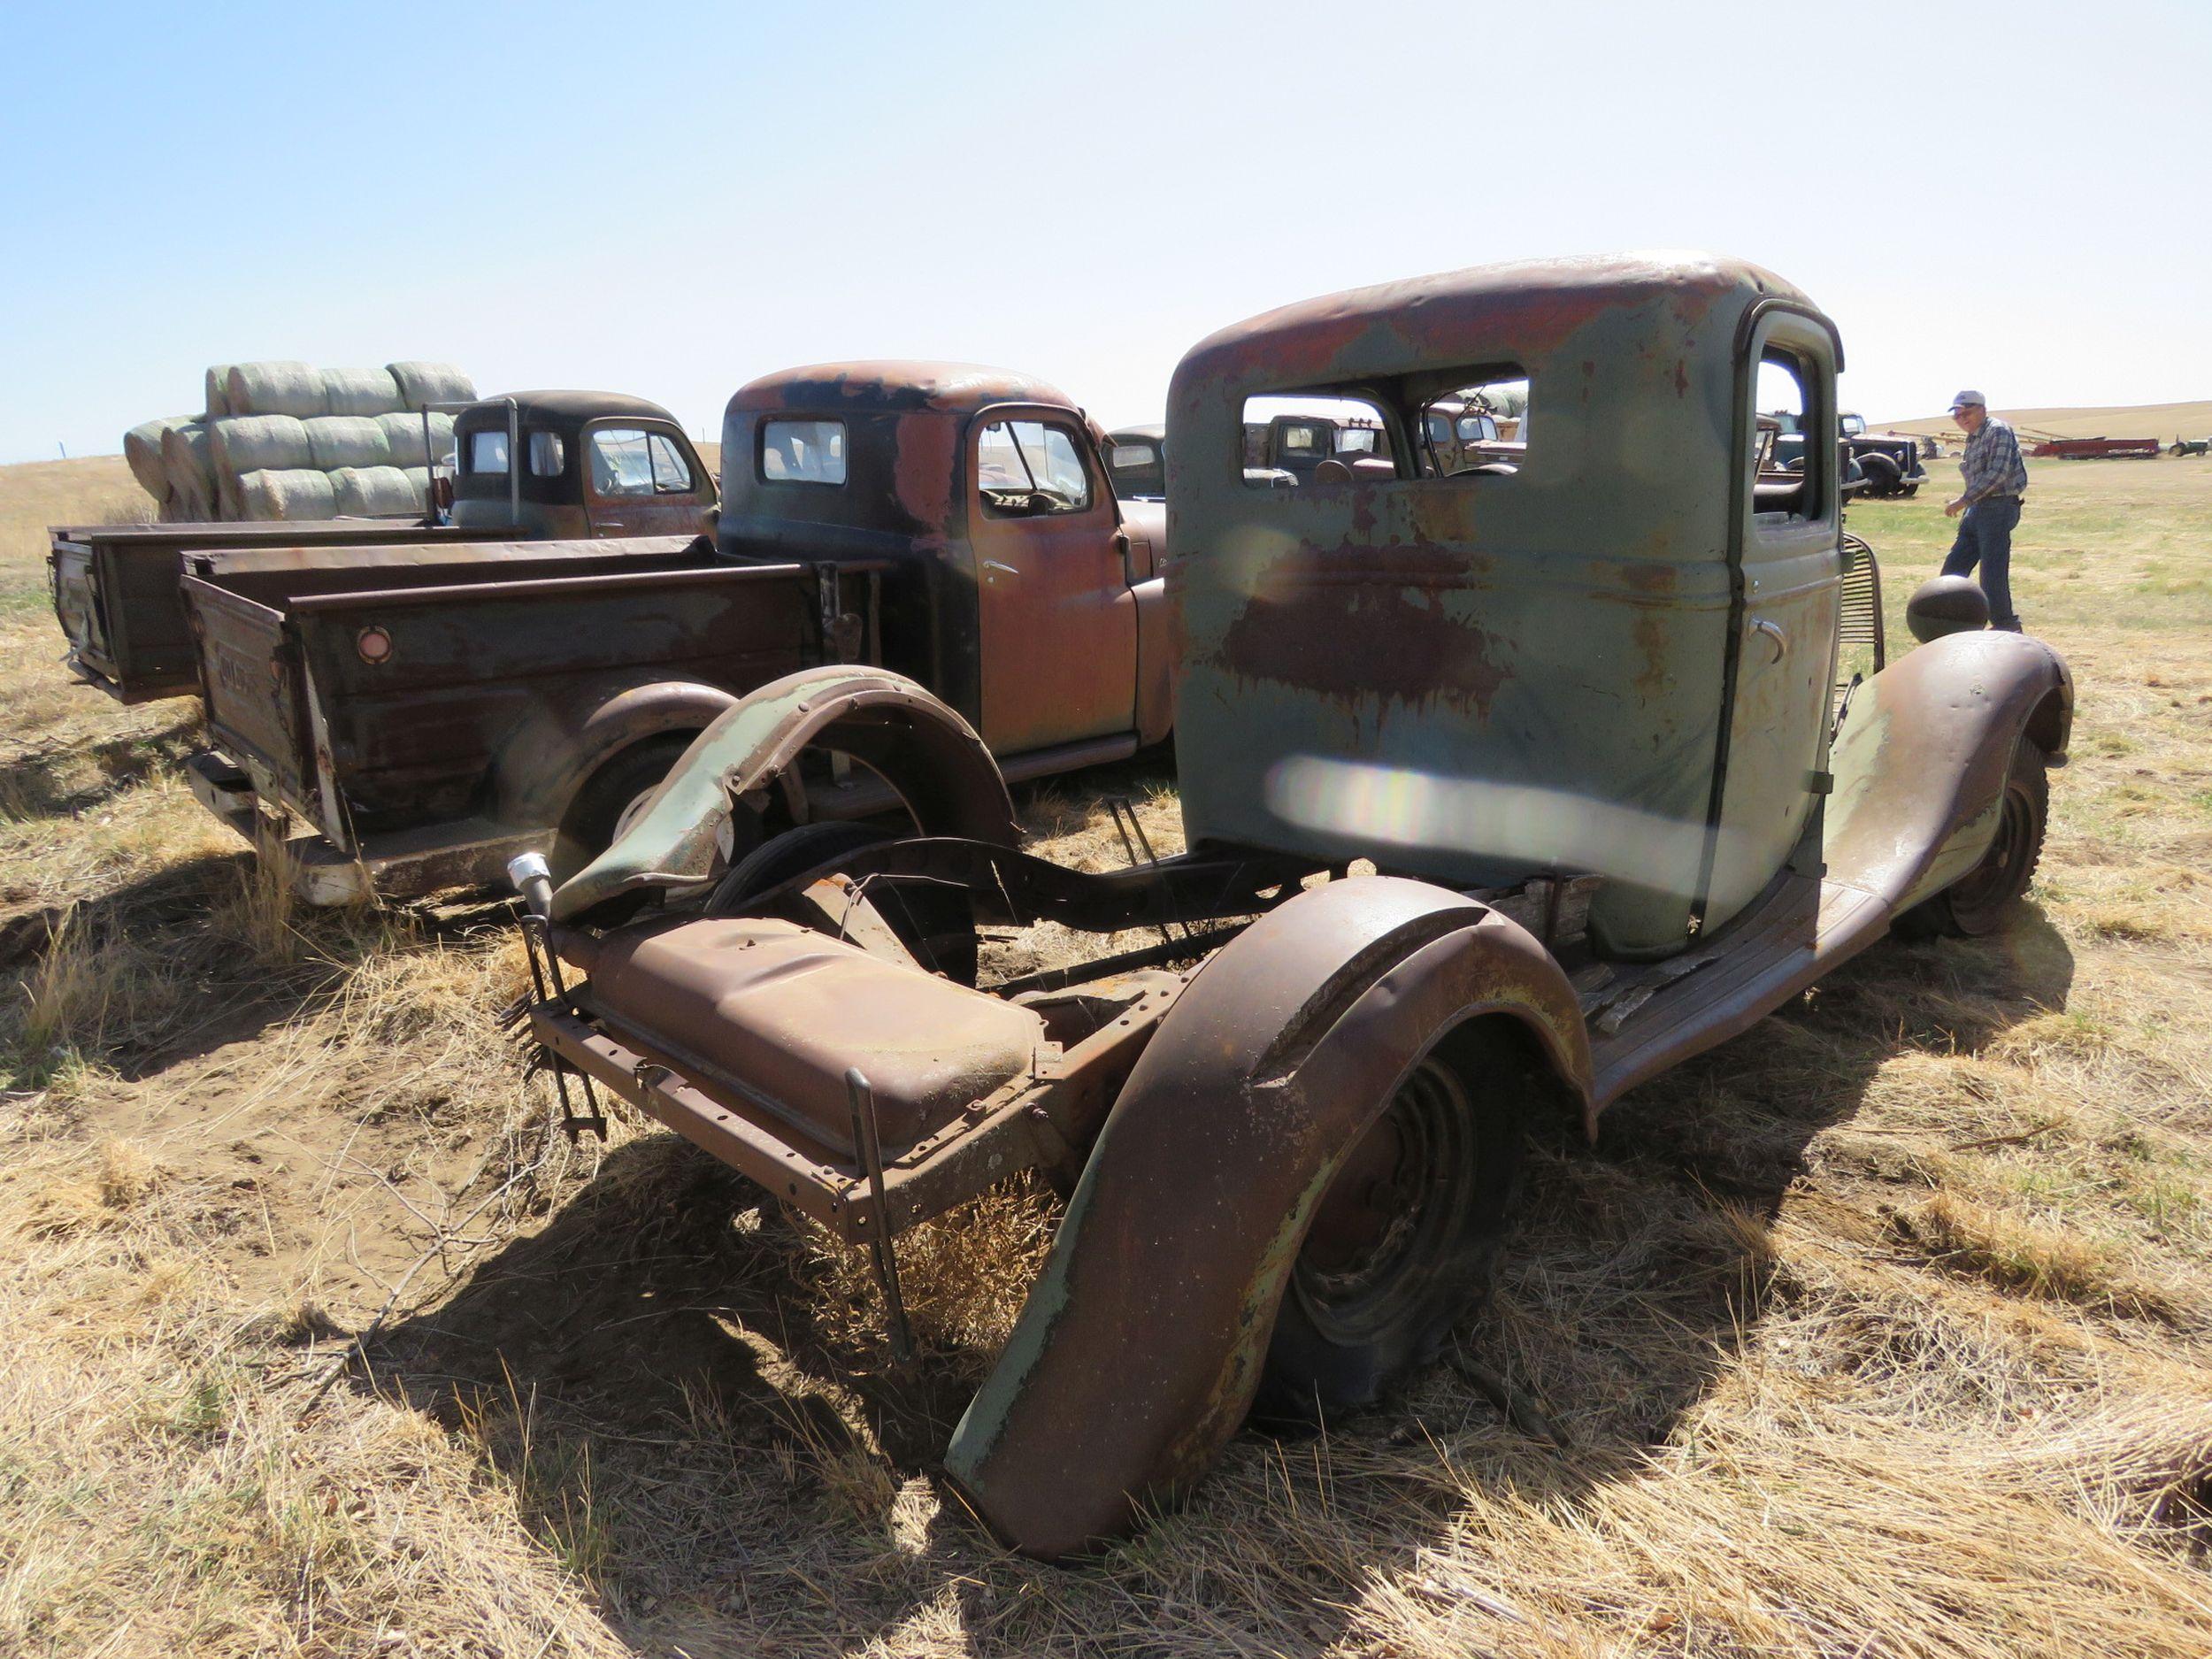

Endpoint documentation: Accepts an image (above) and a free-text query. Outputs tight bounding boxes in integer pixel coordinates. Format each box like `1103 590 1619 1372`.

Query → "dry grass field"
1876 400 2212 443
2 445 2209 1657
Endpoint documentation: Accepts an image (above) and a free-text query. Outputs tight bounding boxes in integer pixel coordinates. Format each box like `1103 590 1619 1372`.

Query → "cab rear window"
760 419 847 485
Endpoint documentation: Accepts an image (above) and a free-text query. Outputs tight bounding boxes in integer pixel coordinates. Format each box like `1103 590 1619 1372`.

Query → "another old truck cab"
511 254 2070 1563
450 391 715 540
715 364 1173 776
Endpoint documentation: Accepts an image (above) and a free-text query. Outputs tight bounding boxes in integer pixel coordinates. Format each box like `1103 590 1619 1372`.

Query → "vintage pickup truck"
183 364 1172 902
48 390 715 703
510 252 2071 1561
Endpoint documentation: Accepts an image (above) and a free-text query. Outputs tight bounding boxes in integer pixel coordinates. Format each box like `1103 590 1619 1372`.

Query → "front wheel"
1256 1019 1532 1424
1895 740 2048 938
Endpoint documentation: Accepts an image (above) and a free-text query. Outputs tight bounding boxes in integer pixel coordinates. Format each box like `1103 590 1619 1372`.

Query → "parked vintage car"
181 365 1174 902
48 391 716 704
507 253 2071 1560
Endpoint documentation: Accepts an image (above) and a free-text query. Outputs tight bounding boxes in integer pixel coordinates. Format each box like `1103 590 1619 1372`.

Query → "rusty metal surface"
943 876 1590 1560
715 362 1165 755
1165 253 1837 960
1825 627 2071 915
580 915 1046 1155
551 667 1019 920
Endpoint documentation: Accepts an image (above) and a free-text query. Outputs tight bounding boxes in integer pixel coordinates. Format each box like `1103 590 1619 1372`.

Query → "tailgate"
182 575 322 826
48 538 109 678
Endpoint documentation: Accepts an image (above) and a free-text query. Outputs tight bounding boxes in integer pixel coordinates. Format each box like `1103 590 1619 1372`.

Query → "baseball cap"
1949 389 1986 411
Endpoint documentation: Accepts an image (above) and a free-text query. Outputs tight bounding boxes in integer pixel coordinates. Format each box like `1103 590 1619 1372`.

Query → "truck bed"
49 518 541 703
184 539 821 849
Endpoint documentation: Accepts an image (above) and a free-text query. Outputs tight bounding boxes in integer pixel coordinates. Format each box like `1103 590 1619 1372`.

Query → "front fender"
1827 628 2071 915
550 665 1018 920
942 875 1591 1560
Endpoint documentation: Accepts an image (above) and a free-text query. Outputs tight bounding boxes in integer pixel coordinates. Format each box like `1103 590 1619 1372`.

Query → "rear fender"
941 875 1591 1560
550 665 1018 920
497 680 739 829
1826 629 2071 916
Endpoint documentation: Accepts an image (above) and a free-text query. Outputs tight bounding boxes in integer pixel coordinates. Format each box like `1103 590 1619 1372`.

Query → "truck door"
968 407 1139 756
1701 315 1845 931
581 420 715 537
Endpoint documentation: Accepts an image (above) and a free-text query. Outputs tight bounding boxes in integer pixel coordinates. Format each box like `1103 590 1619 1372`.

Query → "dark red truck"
181 364 1174 902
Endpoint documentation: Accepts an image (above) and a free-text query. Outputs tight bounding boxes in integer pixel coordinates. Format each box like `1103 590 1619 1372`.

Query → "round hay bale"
376 410 454 467
238 469 339 521
122 416 192 499
304 416 394 472
226 362 329 419
160 422 217 518
323 366 405 418
386 361 476 412
204 365 235 419
209 415 313 478
331 465 423 518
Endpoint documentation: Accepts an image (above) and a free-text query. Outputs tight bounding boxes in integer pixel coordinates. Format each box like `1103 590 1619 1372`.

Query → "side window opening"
760 419 846 485
977 419 1093 516
588 427 656 497
649 433 695 493
527 431 565 478
1415 369 1529 479
467 428 510 476
1240 395 1394 485
1755 352 1816 523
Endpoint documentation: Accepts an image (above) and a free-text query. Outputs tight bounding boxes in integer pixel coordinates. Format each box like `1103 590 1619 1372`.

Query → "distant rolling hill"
1872 401 2212 442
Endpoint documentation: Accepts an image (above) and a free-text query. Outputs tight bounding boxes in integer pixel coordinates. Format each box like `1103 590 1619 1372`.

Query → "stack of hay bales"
121 361 475 523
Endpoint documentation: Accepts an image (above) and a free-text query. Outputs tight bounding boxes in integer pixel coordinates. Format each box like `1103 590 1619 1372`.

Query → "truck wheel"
557 733 735 879
1895 741 2048 939
706 820 894 912
1857 451 1902 495
1256 1018 1529 1425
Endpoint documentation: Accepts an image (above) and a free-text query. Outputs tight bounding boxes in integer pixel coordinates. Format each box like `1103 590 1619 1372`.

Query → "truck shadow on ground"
357 908 2073 1653
0 706 202 818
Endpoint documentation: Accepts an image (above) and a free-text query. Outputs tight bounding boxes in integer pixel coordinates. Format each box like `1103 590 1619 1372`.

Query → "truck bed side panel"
293 565 820 830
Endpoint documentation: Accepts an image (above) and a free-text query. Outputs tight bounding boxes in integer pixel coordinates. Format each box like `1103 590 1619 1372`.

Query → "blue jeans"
1941 495 2023 625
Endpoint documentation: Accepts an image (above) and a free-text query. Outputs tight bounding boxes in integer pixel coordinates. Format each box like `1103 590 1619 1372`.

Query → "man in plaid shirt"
1940 389 2029 631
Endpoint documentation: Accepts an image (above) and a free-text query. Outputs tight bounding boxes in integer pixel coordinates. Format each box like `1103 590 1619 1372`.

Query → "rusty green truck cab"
513 253 2070 1563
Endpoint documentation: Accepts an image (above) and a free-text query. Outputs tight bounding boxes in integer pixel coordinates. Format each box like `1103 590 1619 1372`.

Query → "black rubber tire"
704 820 895 914
1893 741 2048 940
1900 480 1921 499
1255 1019 1532 1426
1857 450 1903 496
554 734 699 880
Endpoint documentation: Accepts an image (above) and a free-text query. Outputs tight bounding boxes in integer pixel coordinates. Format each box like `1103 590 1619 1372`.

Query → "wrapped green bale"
238 468 339 521
376 410 455 467
331 465 422 518
226 361 328 419
122 416 192 499
204 365 235 419
209 414 313 478
324 366 405 417
387 361 475 411
305 416 394 471
160 422 217 521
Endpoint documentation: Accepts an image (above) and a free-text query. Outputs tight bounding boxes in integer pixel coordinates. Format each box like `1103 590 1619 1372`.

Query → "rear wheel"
1256 1020 1531 1424
1895 741 2048 939
556 733 754 884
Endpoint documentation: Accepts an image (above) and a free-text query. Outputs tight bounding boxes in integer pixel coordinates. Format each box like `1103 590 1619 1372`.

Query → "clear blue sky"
4 0 2207 464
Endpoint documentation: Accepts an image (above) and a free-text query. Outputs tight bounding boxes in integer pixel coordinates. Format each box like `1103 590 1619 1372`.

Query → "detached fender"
942 875 1591 1561
550 665 1018 920
1826 629 2072 916
496 680 739 830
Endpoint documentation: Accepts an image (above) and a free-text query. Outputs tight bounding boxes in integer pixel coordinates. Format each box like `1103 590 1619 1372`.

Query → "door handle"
982 559 1020 578
1747 618 1787 664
